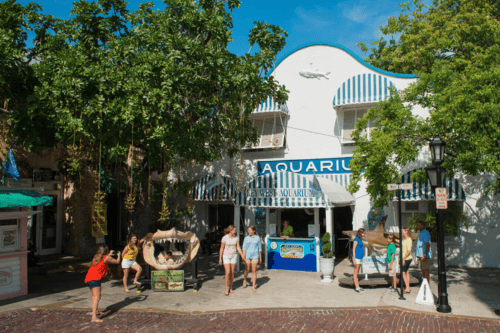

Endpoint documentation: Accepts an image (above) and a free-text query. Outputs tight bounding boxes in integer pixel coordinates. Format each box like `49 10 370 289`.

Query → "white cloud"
343 5 376 23
292 6 337 31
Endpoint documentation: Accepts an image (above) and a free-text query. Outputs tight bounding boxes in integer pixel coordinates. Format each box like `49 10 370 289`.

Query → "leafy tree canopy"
350 0 500 208
2 0 288 175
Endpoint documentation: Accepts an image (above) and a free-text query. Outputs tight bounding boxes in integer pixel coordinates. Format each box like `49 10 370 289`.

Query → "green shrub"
321 232 333 258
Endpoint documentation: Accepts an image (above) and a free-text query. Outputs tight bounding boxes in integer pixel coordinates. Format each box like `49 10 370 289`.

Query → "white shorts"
223 256 237 264
354 258 363 265
121 259 138 269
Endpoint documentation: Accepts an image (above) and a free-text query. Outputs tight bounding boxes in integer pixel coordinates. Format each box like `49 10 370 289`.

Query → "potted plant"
319 232 335 283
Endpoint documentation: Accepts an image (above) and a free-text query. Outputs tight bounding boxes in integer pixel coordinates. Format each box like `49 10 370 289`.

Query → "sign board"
387 183 413 191
269 224 277 236
95 237 105 244
91 203 107 237
387 184 399 191
280 244 304 259
151 270 184 292
308 224 316 237
400 183 413 190
361 250 399 274
436 188 448 209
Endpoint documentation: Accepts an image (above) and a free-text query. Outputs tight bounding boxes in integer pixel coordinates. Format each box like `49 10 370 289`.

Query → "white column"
265 208 270 269
314 208 320 272
234 205 241 273
325 207 333 253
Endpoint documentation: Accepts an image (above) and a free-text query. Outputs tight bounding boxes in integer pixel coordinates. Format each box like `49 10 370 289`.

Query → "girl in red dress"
84 245 121 323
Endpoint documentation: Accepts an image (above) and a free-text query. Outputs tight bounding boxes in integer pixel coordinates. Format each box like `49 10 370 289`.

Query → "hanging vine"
125 122 137 213
93 113 106 206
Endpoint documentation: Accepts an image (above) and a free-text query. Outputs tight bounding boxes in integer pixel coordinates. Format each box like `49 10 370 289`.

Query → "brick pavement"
1 304 499 333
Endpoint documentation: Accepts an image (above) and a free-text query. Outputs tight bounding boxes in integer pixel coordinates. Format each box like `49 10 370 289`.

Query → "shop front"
237 168 355 272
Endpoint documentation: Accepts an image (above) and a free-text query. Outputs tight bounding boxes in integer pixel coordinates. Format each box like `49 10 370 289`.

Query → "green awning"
0 189 53 208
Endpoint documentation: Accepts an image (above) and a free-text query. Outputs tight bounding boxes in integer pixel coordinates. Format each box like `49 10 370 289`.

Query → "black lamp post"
424 134 452 313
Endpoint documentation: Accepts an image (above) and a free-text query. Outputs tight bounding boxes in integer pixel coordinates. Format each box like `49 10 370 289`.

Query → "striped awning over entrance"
191 174 239 202
394 170 466 201
333 73 395 107
236 171 353 208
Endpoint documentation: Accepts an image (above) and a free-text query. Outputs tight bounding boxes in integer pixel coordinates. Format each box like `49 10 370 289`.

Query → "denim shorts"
86 280 101 289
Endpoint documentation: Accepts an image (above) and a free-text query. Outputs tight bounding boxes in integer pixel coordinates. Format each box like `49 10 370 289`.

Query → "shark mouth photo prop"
143 228 200 270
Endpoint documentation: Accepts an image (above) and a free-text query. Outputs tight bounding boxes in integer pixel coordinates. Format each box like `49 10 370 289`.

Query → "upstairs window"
342 108 374 143
246 116 286 150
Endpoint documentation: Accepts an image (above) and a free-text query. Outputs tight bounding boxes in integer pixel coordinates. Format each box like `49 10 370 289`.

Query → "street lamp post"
425 134 452 313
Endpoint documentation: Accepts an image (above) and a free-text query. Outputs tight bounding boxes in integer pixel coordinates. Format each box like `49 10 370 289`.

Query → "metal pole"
436 165 452 313
398 188 405 300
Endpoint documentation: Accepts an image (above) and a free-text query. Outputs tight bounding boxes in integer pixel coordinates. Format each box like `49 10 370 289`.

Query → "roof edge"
268 42 418 79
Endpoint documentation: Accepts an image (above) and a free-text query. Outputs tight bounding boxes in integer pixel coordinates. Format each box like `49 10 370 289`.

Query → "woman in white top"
219 225 245 296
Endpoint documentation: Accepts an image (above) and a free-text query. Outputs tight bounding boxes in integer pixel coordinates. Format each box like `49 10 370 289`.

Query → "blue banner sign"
258 157 353 176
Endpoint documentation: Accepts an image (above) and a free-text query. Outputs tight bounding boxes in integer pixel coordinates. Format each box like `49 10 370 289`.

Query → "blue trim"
268 42 418 79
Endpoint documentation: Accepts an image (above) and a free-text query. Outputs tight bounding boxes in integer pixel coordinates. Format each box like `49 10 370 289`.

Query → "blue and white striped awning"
192 174 239 202
394 170 466 201
252 96 289 114
333 73 396 107
236 171 353 208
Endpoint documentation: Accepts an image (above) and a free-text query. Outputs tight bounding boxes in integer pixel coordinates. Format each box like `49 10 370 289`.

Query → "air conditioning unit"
402 202 426 213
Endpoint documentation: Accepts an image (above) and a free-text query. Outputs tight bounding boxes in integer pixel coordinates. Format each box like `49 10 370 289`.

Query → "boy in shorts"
375 234 398 292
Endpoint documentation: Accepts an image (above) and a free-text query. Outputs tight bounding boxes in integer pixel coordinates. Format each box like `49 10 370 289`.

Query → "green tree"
3 0 288 174
350 0 500 208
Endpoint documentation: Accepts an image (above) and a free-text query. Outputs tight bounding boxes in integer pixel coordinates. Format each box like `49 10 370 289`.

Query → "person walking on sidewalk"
401 227 413 294
415 221 432 283
122 233 148 293
219 225 245 296
352 228 366 293
242 225 262 292
84 245 121 323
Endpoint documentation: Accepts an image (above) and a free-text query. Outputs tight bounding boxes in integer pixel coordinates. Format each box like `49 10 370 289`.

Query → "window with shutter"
244 116 287 150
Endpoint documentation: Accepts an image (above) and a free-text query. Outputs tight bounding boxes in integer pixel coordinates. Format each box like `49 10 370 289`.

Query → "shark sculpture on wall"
299 69 331 80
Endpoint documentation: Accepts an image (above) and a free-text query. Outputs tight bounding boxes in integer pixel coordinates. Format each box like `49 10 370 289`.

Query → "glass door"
37 193 61 256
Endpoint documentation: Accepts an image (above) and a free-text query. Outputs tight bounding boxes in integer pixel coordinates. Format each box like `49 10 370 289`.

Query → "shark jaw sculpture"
143 228 200 270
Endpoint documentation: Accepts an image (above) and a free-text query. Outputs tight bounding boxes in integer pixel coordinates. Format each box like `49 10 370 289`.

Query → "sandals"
243 280 247 288
224 287 229 296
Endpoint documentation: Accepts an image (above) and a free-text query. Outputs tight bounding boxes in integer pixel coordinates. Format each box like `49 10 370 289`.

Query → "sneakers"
355 288 366 293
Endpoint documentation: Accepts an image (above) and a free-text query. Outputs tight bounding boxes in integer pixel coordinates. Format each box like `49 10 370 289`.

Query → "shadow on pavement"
101 295 149 318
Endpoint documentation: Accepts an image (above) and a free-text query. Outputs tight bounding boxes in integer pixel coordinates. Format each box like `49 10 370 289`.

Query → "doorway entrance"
333 206 353 259
34 191 62 256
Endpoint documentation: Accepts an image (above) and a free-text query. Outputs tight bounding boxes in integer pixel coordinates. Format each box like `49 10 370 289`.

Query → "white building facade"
186 43 499 270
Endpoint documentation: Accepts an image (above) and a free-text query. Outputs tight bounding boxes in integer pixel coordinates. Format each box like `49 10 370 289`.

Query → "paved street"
2 304 500 333
0 255 499 332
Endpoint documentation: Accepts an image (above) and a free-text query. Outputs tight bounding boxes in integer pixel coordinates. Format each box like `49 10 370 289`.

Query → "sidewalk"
1 253 499 320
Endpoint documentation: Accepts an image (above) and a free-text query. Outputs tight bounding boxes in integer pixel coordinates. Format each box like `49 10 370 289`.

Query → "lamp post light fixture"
425 134 452 314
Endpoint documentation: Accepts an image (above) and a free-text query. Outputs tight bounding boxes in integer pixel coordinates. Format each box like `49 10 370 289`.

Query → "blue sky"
19 0 430 59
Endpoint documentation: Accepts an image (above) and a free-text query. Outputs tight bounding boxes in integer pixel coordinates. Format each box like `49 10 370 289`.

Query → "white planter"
319 257 335 283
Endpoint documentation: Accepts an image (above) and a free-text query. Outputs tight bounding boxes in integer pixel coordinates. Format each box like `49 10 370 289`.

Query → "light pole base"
436 304 452 313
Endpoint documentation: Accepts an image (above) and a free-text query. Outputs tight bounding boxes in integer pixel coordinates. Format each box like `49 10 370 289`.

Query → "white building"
187 43 499 270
